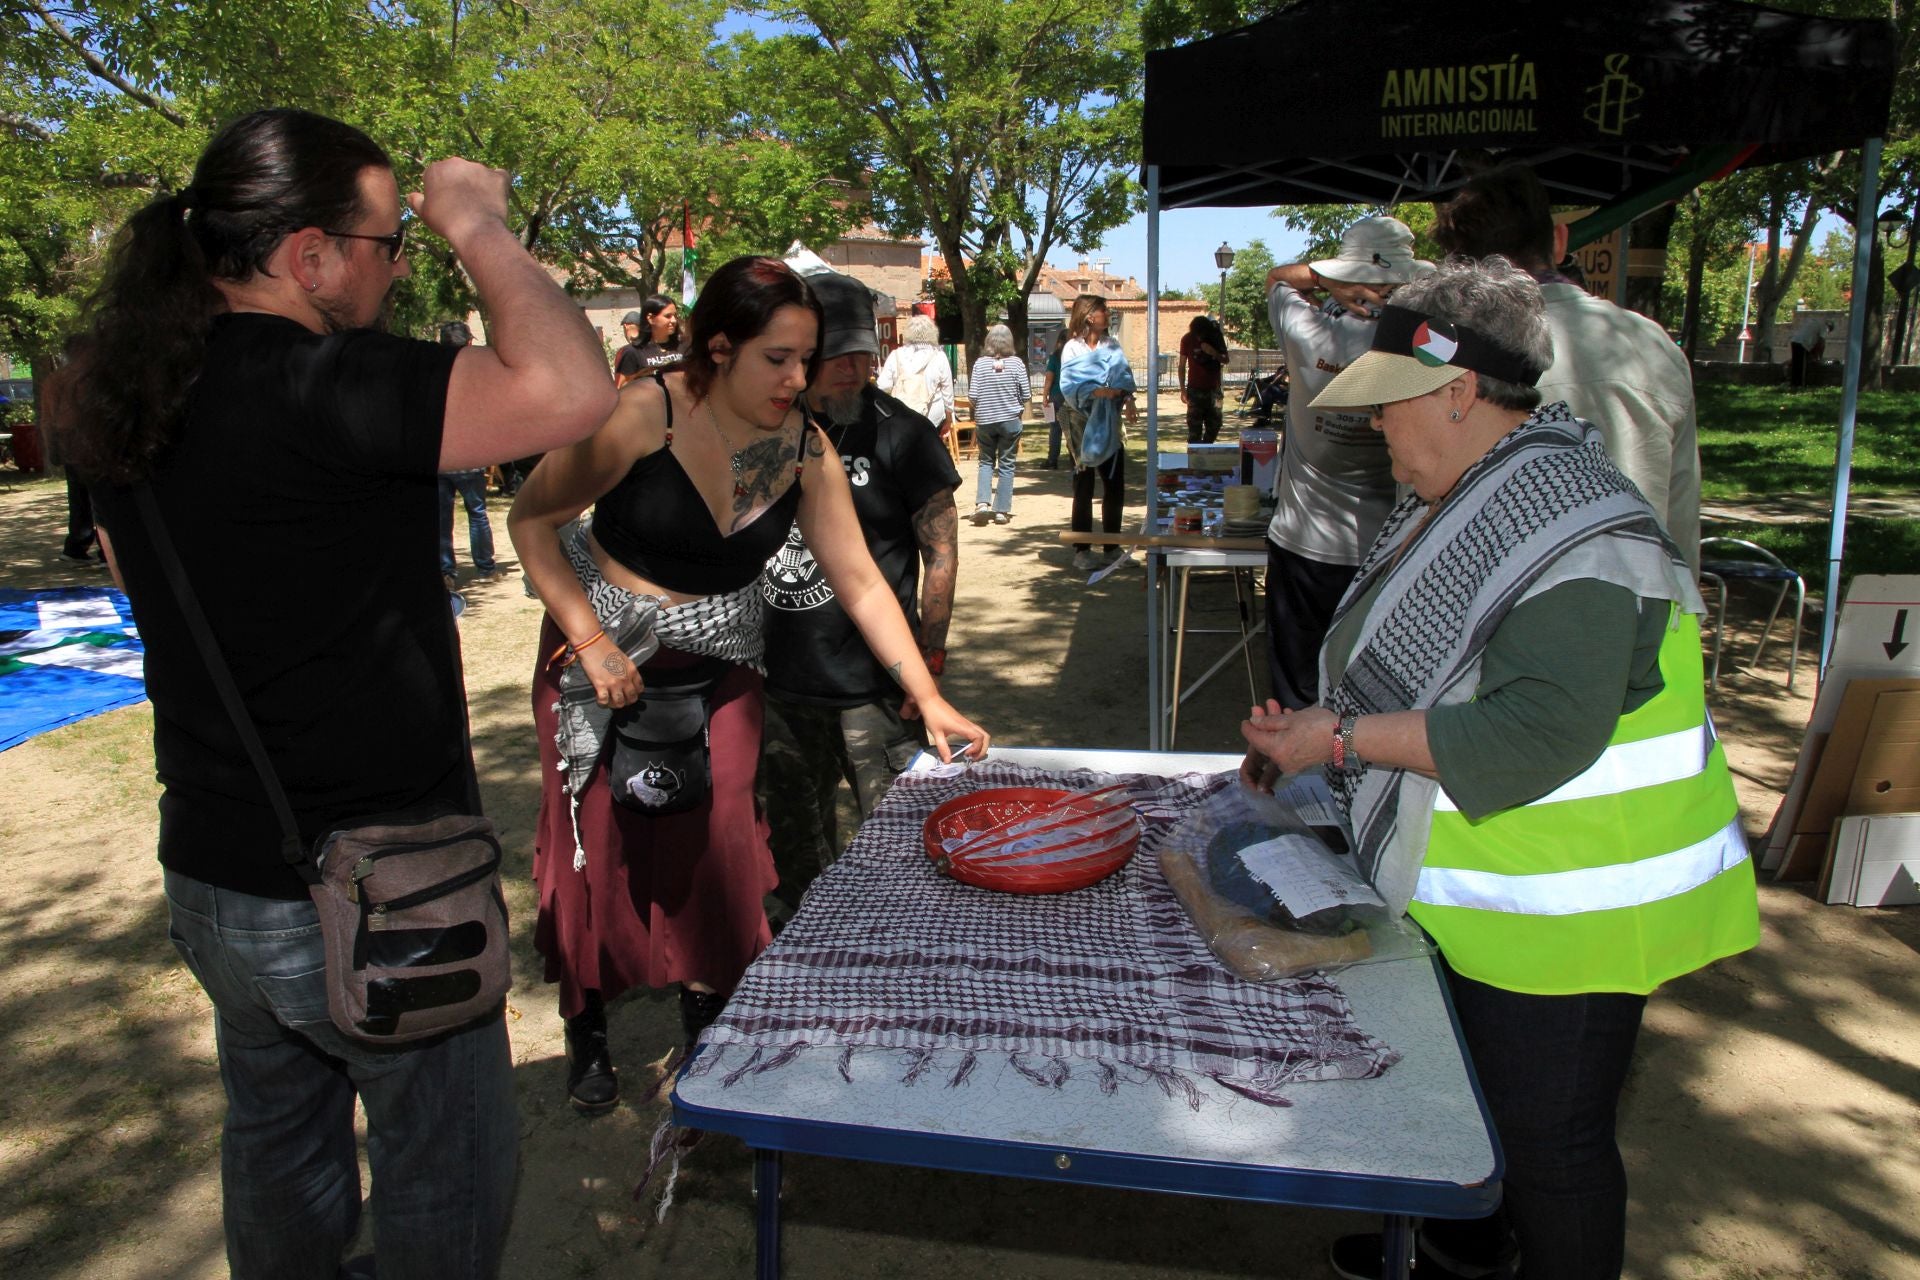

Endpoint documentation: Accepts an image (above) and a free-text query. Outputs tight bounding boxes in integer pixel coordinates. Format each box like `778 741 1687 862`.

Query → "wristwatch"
1336 714 1362 771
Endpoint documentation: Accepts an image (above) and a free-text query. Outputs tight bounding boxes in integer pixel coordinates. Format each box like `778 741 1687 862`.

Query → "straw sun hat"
1310 305 1547 410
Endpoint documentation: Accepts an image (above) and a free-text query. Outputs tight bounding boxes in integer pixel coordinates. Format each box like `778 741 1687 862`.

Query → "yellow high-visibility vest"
1409 607 1759 996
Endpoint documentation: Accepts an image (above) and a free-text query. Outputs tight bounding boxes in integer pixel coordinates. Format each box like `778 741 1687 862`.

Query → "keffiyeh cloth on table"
692 763 1399 1109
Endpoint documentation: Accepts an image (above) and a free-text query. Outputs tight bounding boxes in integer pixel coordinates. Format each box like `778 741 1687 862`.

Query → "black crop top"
592 387 811 595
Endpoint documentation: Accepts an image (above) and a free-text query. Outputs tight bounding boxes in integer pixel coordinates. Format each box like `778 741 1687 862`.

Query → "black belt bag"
608 657 730 816
136 486 509 1046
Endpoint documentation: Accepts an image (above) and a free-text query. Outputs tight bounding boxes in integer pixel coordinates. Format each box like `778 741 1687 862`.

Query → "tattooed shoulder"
913 494 958 546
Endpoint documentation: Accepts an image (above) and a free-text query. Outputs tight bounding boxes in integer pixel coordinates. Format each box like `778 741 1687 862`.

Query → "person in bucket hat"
1256 216 1432 712
1244 255 1755 1280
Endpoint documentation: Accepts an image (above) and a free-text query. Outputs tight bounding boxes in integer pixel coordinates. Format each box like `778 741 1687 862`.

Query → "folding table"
673 748 1500 1279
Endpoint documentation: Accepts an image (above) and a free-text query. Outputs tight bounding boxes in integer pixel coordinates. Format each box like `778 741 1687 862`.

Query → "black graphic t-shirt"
762 388 959 705
615 341 682 379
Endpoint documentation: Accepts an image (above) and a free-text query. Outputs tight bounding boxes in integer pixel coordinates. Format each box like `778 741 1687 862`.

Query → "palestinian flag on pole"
0 587 146 752
682 200 697 303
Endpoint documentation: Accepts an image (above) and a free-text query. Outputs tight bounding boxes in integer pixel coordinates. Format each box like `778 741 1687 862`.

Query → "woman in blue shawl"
1056 296 1136 572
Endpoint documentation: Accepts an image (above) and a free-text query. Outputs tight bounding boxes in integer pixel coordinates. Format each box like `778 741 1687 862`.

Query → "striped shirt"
967 356 1031 426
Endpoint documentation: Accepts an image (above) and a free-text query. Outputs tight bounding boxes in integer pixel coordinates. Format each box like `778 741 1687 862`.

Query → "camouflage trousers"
758 694 922 924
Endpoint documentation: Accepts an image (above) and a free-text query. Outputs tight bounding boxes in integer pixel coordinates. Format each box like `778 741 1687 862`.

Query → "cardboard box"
1781 678 1920 882
1825 813 1920 907
1187 443 1239 473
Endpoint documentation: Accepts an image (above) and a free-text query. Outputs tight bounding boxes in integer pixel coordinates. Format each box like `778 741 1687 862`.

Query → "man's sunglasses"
326 219 408 262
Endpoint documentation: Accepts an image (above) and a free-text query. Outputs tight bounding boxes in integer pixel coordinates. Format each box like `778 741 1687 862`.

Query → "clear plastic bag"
1159 775 1434 981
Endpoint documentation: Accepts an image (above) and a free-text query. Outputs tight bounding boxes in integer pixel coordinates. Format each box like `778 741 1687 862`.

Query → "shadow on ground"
3 448 1918 1278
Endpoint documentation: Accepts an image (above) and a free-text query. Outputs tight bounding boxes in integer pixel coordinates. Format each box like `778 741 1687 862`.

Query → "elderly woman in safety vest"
1239 256 1758 1280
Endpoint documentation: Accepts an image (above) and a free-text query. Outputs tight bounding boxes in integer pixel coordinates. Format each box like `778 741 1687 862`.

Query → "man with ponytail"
51 108 615 1279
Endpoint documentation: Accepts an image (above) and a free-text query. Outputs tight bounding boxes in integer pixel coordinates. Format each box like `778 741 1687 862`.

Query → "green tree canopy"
2 0 862 367
740 0 1144 353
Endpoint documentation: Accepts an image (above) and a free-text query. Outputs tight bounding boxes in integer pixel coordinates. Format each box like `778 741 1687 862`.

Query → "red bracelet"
1330 729 1346 770
924 648 947 677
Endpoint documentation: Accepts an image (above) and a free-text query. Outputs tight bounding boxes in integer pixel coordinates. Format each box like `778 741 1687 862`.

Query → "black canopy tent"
1133 0 1897 745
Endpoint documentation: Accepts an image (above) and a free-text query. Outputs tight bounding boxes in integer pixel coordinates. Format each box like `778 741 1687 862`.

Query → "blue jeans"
974 418 1023 514
164 870 518 1280
1422 957 1647 1279
438 471 496 575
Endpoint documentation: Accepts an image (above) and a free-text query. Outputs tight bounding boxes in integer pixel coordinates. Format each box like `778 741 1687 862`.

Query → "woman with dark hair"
51 107 615 1279
1058 295 1135 572
509 255 990 1114
1178 314 1229 444
615 293 683 387
1240 257 1757 1280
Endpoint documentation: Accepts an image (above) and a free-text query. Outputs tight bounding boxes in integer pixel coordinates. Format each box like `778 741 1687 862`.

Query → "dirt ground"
0 405 1915 1279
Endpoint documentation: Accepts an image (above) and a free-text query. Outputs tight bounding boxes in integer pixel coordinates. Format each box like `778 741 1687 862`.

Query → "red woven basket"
922 786 1139 895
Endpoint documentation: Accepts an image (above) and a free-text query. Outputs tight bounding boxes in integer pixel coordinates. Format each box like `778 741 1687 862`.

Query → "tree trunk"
1862 230 1888 389
1753 192 1818 362
1680 231 1708 362
1004 291 1030 378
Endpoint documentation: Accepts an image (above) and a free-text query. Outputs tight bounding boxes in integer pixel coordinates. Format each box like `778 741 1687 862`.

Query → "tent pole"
1819 136 1882 680
1146 167 1164 749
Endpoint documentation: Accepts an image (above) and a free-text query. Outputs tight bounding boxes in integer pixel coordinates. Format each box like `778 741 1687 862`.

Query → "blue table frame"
673 749 1502 1279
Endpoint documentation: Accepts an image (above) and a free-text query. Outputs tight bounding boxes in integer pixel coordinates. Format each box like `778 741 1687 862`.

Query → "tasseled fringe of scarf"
1009 1052 1070 1089
691 1045 1295 1109
565 762 588 871
634 1118 682 1221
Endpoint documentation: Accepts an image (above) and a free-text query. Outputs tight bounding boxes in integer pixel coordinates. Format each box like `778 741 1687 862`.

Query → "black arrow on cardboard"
1888 608 1911 660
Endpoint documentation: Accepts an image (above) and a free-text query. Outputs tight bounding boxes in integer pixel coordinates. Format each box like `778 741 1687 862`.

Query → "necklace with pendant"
706 397 749 498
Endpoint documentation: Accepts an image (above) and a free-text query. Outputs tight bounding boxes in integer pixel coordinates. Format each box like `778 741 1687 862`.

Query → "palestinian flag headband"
1372 305 1545 387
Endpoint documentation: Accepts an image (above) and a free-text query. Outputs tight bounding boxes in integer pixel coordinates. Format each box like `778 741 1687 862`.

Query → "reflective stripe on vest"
1430 721 1715 815
1414 815 1747 915
1409 606 1759 995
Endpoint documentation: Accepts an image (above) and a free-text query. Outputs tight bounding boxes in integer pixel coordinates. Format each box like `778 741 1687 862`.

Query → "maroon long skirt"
531 618 775 1019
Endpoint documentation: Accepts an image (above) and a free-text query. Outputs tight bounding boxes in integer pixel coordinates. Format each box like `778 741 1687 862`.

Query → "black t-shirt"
91 313 466 899
615 341 681 378
761 389 959 705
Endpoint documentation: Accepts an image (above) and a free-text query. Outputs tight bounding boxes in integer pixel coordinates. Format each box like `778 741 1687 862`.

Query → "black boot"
564 992 618 1115
679 986 728 1051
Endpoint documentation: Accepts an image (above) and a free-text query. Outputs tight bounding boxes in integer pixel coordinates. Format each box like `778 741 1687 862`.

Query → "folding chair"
1698 536 1805 691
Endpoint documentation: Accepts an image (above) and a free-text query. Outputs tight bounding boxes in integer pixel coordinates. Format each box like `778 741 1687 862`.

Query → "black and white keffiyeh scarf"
1320 403 1702 913
691 763 1401 1109
551 522 765 871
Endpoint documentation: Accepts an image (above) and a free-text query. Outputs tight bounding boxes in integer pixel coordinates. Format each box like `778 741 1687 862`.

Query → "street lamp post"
1737 241 1757 363
1214 241 1236 326
1879 208 1914 365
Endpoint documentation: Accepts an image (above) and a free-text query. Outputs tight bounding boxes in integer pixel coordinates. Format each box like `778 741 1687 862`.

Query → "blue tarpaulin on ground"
0 587 147 752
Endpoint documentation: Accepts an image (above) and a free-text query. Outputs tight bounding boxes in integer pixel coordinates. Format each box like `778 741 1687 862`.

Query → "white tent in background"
782 241 834 276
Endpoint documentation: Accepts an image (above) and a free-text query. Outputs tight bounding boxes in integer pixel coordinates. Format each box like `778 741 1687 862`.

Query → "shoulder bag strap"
132 484 317 882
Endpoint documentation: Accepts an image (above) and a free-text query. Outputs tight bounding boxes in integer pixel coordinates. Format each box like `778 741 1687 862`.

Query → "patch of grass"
1695 385 1920 500
1704 517 1920 601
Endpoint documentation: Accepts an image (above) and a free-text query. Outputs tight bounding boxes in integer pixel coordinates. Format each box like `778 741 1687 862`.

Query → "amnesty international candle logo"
1378 57 1539 139
762 525 835 612
1584 54 1644 136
